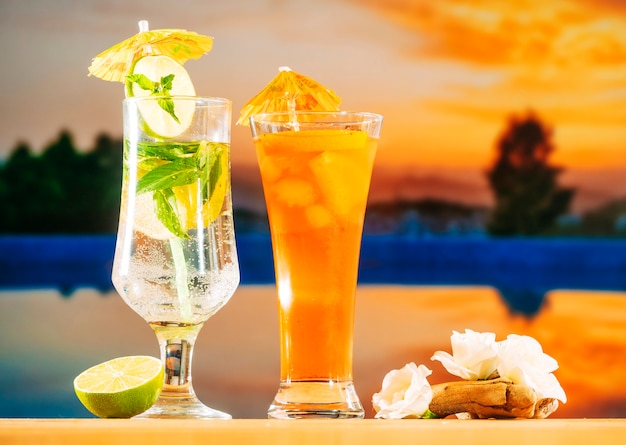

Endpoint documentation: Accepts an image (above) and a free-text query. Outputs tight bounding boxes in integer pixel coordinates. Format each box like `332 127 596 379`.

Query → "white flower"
496 334 567 403
372 363 433 419
431 329 498 380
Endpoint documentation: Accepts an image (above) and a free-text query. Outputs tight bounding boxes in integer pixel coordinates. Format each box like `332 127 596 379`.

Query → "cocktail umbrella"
88 20 213 82
237 66 342 126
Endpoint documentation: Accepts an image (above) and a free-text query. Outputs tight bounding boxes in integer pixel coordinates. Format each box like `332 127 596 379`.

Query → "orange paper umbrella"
237 66 342 126
88 20 213 82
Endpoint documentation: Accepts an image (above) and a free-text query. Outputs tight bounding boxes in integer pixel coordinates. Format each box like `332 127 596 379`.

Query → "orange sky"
353 0 626 169
1 0 625 172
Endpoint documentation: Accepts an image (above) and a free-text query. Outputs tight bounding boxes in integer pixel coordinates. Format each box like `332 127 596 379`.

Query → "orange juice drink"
251 111 383 419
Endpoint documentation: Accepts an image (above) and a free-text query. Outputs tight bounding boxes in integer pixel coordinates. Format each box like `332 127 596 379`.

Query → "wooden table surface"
1 419 625 445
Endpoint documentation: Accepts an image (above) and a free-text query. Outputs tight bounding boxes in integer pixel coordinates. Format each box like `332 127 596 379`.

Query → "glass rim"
250 110 383 124
123 95 231 105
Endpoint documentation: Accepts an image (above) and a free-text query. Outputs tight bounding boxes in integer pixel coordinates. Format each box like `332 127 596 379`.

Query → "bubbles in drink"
113 211 239 325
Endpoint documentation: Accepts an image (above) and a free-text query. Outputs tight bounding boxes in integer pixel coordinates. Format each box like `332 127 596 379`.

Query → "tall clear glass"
112 96 239 419
250 111 383 419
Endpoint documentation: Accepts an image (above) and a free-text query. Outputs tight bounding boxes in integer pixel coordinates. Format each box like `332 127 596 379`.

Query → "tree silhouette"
486 111 574 236
0 130 122 233
0 142 36 231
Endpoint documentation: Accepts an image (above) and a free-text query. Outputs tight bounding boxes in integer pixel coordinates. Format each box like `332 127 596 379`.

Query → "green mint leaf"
127 72 180 123
127 74 157 92
197 142 226 203
179 141 203 155
160 74 175 93
158 98 180 124
206 148 223 201
137 157 198 195
137 141 182 162
137 141 201 162
196 141 210 201
153 189 188 239
137 158 162 171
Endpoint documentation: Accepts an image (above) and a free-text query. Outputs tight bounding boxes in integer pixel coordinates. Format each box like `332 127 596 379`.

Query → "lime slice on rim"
73 355 164 418
126 55 196 138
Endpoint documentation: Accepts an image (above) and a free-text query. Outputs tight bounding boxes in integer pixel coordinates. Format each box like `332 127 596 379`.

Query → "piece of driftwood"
429 378 558 419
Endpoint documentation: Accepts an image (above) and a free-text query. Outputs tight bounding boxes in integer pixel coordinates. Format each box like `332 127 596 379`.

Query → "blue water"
1 234 625 314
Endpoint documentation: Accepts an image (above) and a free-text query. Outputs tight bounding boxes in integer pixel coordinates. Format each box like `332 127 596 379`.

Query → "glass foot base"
134 395 231 420
268 380 364 419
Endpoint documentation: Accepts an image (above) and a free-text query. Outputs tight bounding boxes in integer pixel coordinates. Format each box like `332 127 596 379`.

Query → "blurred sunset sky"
1 0 625 210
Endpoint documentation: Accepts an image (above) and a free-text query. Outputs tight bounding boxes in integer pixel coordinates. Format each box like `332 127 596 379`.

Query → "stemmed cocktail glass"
112 96 239 419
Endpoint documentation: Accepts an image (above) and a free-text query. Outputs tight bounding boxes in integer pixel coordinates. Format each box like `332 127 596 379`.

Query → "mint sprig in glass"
132 140 227 239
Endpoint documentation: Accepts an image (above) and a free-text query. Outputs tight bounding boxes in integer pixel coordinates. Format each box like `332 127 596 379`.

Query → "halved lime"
73 355 164 418
126 55 196 138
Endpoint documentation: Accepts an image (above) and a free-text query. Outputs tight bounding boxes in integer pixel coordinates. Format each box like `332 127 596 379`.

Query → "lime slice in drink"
203 144 229 225
169 142 229 232
126 54 196 138
73 355 164 418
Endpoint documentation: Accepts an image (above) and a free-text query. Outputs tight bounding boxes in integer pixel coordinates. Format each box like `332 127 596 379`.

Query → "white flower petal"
431 350 478 380
496 334 567 403
431 329 498 380
372 363 433 419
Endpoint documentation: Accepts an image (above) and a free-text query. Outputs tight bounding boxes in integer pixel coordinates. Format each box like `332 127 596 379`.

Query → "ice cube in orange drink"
309 145 375 217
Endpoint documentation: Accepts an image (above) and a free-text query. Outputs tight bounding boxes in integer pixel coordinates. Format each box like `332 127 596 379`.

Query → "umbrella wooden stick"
279 66 300 130
138 20 153 55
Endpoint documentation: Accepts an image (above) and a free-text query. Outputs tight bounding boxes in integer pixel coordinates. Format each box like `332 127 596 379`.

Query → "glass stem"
151 322 203 402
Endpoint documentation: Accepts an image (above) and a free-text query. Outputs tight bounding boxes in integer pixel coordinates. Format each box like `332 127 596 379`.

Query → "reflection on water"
1 286 625 418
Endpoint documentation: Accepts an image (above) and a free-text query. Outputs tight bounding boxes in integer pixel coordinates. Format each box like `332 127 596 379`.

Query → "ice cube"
273 177 316 207
309 151 369 216
259 155 288 184
306 204 333 229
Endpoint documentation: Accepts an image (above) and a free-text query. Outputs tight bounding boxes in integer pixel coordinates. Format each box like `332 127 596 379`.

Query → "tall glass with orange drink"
250 111 383 419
